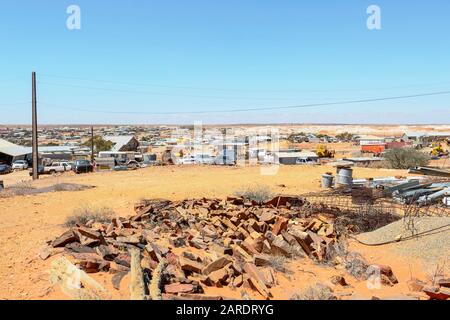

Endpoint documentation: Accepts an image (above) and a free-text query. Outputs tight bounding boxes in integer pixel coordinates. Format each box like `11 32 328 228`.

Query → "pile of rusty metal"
47 196 346 300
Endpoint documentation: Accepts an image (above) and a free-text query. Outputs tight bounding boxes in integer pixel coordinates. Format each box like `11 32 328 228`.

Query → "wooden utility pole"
31 71 39 180
91 126 94 162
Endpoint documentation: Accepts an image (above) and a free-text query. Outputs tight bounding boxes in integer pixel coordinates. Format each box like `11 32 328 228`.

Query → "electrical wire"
38 81 295 101
40 73 450 93
348 223 450 247
39 89 450 115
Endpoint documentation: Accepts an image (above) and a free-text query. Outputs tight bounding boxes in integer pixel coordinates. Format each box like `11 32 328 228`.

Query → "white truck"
47 161 72 173
29 161 72 176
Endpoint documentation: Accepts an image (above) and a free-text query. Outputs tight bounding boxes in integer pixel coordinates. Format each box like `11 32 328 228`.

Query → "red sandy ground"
0 165 430 300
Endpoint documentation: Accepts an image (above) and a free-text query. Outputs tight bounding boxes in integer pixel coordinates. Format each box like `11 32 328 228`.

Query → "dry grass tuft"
234 185 274 203
64 206 115 227
290 283 337 300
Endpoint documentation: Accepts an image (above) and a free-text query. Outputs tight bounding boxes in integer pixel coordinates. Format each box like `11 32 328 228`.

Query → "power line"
40 73 450 94
0 102 30 106
38 81 295 101
39 89 450 115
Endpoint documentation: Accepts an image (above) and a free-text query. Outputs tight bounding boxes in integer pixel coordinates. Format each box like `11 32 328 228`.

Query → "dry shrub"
267 255 291 273
290 283 337 300
384 148 430 169
324 239 369 280
234 185 274 203
423 260 448 286
65 206 115 227
344 252 370 280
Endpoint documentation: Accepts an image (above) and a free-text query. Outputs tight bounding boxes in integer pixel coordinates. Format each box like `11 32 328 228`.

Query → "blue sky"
0 0 449 124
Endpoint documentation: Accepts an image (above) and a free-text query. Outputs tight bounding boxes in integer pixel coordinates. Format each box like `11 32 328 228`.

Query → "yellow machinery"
430 143 449 157
316 145 335 158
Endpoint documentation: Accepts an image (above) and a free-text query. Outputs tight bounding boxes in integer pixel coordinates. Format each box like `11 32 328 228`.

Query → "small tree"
83 136 115 154
383 148 429 169
336 132 355 142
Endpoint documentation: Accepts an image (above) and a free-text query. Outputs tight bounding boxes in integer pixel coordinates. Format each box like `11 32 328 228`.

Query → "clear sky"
1 0 449 125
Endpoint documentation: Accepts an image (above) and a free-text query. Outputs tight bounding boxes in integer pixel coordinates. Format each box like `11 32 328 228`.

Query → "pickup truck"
29 162 72 176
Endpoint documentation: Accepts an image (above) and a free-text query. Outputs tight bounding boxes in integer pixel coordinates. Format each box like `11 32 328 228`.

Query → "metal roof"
0 139 31 157
104 136 136 152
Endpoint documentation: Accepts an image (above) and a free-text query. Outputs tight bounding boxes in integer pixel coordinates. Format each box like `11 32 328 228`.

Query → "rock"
116 236 141 245
259 211 276 224
374 265 398 285
39 245 54 260
202 256 232 275
164 283 195 294
78 259 110 273
270 236 292 257
114 253 131 268
330 275 348 287
96 245 119 261
180 257 204 274
254 254 272 267
52 230 78 248
76 227 102 240
231 245 254 263
210 242 232 256
177 293 223 300
206 268 229 287
272 217 288 235
243 263 271 299
260 268 275 288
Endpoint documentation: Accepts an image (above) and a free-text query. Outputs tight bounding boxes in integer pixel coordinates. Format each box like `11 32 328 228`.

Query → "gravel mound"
356 217 450 263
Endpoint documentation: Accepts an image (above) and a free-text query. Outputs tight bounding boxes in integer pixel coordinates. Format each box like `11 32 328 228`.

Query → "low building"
0 139 32 165
356 135 386 146
104 136 140 152
272 151 318 165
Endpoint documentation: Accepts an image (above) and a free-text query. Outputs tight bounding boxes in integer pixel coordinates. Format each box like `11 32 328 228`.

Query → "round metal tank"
336 167 353 186
321 173 334 188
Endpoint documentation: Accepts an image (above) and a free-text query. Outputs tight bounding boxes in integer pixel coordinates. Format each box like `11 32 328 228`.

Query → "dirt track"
0 165 430 300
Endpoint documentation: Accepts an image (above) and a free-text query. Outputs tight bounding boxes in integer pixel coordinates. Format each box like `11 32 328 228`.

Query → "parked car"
12 160 29 170
72 160 93 174
194 154 214 165
178 156 196 165
0 164 12 175
295 157 317 165
214 154 237 165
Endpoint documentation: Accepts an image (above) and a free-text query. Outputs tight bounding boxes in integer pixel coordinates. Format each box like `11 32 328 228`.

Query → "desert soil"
0 165 438 300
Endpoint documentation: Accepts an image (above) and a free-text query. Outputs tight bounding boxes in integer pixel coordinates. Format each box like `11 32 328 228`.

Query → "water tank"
321 173 334 188
336 167 353 186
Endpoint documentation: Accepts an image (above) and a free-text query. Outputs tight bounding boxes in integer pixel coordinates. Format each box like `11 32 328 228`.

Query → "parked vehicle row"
177 153 235 165
28 160 93 176
0 164 12 175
